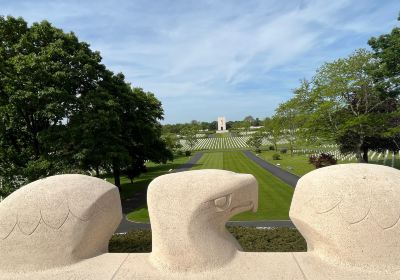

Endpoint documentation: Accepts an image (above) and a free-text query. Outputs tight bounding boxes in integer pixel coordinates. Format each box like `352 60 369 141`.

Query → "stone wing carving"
290 163 400 271
0 174 122 272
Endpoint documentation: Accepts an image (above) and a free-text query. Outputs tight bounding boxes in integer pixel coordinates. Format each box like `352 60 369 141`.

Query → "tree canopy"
0 16 170 195
270 16 400 162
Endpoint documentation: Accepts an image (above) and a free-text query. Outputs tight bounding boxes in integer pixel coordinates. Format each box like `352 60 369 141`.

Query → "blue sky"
1 0 399 123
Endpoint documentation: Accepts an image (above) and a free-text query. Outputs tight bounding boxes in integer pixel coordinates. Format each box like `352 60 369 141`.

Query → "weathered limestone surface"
290 163 400 277
0 174 122 272
148 170 258 272
0 165 400 279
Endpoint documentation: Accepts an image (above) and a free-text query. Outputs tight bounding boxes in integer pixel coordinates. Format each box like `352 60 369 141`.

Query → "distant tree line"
0 16 171 196
162 117 263 135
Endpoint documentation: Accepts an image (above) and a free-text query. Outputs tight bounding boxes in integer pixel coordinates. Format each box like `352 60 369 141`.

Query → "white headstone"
383 149 389 165
392 151 395 167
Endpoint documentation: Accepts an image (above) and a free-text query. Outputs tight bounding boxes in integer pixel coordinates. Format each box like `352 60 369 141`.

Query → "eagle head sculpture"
148 169 258 272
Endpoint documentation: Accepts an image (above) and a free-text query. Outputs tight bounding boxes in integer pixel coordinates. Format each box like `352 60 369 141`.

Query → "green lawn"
192 151 294 221
192 151 223 169
257 150 315 176
127 150 294 222
257 149 400 177
215 132 230 138
115 155 190 200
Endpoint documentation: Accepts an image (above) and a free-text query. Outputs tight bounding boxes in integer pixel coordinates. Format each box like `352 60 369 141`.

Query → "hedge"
109 227 307 253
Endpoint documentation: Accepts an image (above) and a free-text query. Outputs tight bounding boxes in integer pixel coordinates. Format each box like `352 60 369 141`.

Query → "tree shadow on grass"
120 161 201 214
174 162 201 171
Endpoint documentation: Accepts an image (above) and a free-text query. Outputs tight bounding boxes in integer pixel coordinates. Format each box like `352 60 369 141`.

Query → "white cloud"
1 0 398 123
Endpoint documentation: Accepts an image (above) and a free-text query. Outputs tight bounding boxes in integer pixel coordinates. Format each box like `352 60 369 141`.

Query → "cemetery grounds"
112 134 400 223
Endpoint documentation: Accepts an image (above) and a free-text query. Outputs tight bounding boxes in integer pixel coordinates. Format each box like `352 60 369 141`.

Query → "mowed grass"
192 151 223 169
215 132 230 138
257 150 315 176
258 149 400 176
116 155 190 199
193 151 294 220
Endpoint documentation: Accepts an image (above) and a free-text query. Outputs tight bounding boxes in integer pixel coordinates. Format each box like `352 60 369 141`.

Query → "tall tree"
243 115 255 126
162 133 182 154
246 130 264 152
289 49 397 162
69 72 171 190
368 15 400 148
274 98 304 157
68 72 131 189
263 117 282 151
241 120 251 135
182 126 198 150
0 16 104 195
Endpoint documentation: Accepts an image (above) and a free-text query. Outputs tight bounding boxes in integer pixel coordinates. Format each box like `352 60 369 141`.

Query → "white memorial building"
216 116 227 133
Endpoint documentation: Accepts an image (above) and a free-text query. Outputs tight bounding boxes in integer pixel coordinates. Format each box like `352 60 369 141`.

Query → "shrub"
280 148 287 154
109 230 151 253
268 145 275 150
255 148 261 153
185 150 191 156
109 227 306 253
309 153 337 168
176 150 184 156
272 153 281 160
229 227 306 252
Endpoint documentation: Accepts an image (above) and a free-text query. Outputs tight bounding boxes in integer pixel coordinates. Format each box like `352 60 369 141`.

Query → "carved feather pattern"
0 175 119 240
309 173 400 230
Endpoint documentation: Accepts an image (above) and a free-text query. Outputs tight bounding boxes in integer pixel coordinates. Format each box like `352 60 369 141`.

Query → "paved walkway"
173 152 203 172
115 218 294 233
243 151 300 188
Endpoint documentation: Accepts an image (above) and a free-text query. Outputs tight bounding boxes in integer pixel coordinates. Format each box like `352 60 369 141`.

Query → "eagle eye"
214 194 232 212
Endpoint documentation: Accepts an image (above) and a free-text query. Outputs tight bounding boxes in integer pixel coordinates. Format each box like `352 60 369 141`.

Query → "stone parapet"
0 165 399 279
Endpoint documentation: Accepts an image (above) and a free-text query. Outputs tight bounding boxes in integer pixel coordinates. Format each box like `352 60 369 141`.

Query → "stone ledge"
0 165 399 279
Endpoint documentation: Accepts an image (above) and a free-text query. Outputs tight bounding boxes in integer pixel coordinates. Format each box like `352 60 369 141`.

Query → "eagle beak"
231 174 258 214
252 200 258 213
246 174 258 213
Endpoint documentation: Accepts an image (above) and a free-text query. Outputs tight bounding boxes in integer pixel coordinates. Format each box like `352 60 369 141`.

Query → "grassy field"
215 132 230 138
123 147 400 223
192 151 294 221
257 149 400 176
257 150 315 176
116 155 190 199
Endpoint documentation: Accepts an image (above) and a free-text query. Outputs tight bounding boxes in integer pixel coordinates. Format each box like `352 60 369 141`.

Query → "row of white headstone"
295 148 399 167
179 136 274 150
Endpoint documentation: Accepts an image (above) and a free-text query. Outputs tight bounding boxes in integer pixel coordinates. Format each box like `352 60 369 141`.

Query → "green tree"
243 115 255 125
274 99 304 157
246 131 264 152
368 15 400 98
182 126 198 150
208 121 217 131
368 15 400 148
241 120 251 135
291 49 397 162
263 117 282 151
162 133 182 154
0 16 104 195
70 72 171 190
